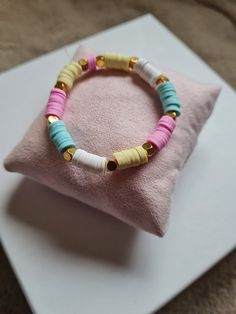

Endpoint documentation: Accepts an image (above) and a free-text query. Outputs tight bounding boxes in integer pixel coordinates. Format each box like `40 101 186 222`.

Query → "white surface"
0 14 235 314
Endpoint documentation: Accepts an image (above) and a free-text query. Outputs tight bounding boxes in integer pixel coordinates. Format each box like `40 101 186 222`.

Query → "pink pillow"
4 46 221 236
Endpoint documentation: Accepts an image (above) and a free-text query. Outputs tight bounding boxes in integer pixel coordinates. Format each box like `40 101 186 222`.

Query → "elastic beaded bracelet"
45 52 181 175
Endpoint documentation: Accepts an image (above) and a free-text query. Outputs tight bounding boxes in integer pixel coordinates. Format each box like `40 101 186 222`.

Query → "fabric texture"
4 46 221 236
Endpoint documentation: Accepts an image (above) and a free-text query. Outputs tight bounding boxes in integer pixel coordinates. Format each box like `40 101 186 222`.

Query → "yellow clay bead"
57 62 82 90
96 55 105 68
142 142 157 157
63 147 76 161
113 146 148 170
79 58 88 71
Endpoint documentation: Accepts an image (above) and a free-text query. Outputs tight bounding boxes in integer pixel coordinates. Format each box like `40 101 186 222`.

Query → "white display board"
0 14 235 314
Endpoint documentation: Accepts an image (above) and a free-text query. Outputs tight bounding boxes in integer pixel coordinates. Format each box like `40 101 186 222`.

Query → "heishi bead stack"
45 52 181 175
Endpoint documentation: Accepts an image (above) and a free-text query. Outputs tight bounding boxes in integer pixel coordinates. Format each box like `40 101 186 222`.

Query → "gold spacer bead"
106 159 118 171
96 55 105 68
142 142 157 157
79 58 88 71
129 57 138 69
165 111 177 120
47 115 59 125
156 75 169 85
63 147 76 162
55 81 68 93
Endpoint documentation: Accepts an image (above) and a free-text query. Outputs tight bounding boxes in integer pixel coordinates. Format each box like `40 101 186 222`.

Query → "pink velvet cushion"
4 46 221 236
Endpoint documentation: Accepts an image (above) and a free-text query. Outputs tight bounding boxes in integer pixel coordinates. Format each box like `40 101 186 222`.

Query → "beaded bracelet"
45 53 180 174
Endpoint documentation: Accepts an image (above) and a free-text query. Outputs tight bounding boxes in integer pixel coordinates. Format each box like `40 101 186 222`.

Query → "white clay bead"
72 149 106 175
133 58 162 88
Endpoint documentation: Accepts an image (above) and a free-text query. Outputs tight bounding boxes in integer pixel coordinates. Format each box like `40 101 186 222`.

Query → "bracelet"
45 52 181 174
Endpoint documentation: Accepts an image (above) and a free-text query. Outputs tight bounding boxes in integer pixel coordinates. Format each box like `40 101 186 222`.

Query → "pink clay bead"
147 115 176 151
45 88 66 119
86 54 97 71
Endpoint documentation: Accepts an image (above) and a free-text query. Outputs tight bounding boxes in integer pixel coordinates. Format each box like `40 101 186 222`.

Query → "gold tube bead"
106 159 118 171
54 81 68 93
156 75 169 85
63 147 76 162
142 142 157 157
78 58 88 71
96 55 105 68
129 57 138 70
165 111 177 120
47 115 59 125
